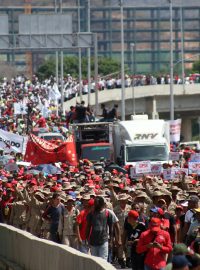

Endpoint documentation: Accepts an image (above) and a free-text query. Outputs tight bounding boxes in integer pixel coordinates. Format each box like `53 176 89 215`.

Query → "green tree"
192 60 200 74
36 57 56 81
36 56 120 80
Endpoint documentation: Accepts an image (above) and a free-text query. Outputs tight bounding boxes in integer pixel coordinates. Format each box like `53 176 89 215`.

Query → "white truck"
113 117 170 166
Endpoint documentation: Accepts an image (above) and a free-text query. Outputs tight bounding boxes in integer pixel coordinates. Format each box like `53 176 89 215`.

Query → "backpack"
88 209 112 246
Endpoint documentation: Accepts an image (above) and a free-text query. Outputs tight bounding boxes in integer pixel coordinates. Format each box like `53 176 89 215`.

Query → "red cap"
88 199 95 206
150 218 161 232
192 180 197 185
95 176 100 182
87 180 94 185
128 210 139 219
112 169 118 175
51 186 59 192
119 183 124 189
157 208 164 216
30 180 37 185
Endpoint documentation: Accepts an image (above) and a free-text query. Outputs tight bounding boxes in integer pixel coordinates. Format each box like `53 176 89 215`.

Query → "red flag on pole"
24 134 77 166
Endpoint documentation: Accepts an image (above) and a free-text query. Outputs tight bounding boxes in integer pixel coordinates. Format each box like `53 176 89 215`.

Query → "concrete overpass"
64 83 200 141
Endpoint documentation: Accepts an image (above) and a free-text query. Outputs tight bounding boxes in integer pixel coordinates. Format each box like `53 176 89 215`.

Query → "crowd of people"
1 75 200 270
1 146 200 270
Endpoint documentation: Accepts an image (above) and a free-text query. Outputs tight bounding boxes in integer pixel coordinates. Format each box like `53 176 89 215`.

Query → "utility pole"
130 43 135 115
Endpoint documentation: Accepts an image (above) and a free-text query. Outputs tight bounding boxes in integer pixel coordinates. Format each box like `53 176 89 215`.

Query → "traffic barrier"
0 224 116 270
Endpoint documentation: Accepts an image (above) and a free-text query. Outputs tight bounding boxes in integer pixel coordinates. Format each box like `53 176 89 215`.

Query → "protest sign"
163 169 172 180
14 102 27 115
188 162 200 174
171 167 188 176
169 119 182 142
151 163 163 175
5 161 18 172
135 161 151 175
190 153 200 162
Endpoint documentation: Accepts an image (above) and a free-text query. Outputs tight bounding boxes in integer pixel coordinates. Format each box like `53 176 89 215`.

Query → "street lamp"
54 0 59 87
130 43 135 115
119 0 125 121
169 0 174 121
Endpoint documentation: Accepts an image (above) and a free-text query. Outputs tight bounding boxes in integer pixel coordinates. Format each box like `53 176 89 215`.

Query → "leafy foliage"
192 60 200 74
36 55 120 80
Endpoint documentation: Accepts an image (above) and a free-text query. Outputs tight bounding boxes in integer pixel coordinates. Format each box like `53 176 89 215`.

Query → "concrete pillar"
181 117 192 141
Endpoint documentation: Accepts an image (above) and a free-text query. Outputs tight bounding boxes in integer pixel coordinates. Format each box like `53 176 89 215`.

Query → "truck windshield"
40 135 64 141
126 145 168 162
82 145 110 161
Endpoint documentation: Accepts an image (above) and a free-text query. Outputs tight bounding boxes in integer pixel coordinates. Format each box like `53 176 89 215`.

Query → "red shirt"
137 229 172 270
76 209 89 241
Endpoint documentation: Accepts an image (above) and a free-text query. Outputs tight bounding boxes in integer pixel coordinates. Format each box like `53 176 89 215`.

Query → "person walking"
137 217 172 270
42 193 64 243
58 196 79 249
86 196 121 261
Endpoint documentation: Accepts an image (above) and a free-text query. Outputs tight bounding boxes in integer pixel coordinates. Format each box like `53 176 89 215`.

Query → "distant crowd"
60 73 200 102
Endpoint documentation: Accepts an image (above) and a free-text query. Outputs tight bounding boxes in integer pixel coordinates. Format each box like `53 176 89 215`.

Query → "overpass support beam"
181 117 192 141
145 97 159 119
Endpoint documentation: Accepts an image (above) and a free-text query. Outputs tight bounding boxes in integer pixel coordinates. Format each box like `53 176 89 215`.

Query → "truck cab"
113 118 170 166
69 122 113 162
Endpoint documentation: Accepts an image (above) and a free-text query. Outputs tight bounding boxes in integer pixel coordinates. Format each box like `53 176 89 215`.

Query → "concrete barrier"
0 224 116 270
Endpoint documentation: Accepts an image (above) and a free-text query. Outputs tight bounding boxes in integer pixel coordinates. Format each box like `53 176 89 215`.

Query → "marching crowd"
1 145 200 270
1 75 200 270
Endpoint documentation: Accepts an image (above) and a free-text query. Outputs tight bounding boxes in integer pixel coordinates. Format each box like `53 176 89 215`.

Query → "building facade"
0 0 200 74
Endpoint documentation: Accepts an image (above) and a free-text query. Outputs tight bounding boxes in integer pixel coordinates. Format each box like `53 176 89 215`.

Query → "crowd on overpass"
1 75 200 270
63 73 200 102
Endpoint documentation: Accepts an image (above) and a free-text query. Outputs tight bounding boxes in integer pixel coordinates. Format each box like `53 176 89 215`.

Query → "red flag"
24 134 77 166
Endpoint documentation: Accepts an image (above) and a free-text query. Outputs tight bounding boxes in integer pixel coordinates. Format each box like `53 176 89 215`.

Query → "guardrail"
0 224 116 270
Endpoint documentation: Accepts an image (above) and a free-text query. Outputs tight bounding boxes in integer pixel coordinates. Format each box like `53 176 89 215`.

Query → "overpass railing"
0 224 116 270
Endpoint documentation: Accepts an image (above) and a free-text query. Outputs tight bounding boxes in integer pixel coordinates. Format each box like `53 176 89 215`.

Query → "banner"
24 134 77 166
169 119 182 142
0 129 27 153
